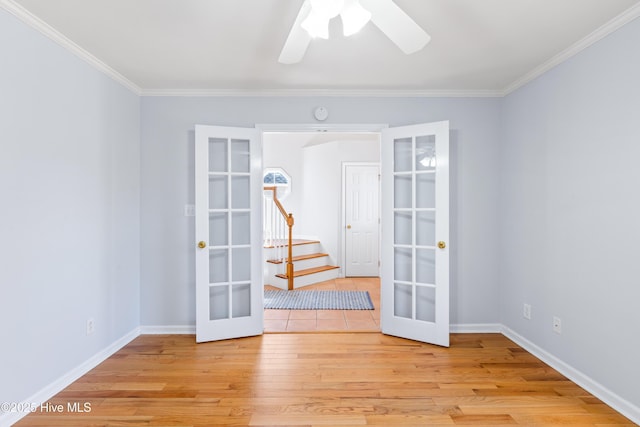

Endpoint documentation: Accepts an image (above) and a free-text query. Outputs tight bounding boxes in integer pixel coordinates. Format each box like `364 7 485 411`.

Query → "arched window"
263 167 291 200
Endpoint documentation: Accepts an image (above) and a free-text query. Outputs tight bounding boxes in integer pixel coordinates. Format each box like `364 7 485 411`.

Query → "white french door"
380 121 450 347
195 125 263 343
344 163 380 277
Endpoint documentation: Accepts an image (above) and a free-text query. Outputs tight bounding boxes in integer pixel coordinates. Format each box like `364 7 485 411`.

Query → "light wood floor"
15 333 633 426
264 277 380 332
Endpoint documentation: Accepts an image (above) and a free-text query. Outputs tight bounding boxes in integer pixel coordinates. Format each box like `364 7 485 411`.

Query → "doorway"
262 131 381 332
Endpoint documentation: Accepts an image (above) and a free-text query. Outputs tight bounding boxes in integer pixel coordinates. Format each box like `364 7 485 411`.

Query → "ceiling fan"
279 0 430 64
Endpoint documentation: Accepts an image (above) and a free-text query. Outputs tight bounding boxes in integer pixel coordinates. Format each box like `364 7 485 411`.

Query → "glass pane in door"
231 212 250 245
232 247 251 282
209 176 228 209
232 284 251 318
416 174 435 209
209 249 228 283
394 283 412 319
416 248 436 285
209 285 229 320
231 176 250 209
394 176 412 209
416 286 436 322
394 212 412 245
394 137 412 172
209 213 228 246
416 211 435 246
209 138 228 172
231 139 250 172
416 135 436 171
394 247 412 282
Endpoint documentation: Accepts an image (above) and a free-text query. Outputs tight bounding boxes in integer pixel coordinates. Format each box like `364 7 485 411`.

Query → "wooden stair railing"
264 186 294 290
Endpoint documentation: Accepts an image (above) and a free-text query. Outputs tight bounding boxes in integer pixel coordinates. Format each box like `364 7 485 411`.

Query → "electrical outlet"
86 318 95 335
523 303 532 320
553 316 562 334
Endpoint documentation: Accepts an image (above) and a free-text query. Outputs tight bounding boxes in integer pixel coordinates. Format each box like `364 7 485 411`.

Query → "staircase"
264 239 339 289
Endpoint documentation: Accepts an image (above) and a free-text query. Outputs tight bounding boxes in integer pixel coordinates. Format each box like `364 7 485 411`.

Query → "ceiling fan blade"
360 0 430 54
279 0 313 64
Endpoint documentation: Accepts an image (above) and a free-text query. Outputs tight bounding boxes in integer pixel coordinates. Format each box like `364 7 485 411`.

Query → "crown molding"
0 0 142 95
503 2 640 95
140 88 503 98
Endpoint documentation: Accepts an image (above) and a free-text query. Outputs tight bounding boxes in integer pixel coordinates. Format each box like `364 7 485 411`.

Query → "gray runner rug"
264 290 374 310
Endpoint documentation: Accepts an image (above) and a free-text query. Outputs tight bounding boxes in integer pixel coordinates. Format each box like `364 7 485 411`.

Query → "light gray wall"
500 17 640 408
0 9 140 404
140 96 502 326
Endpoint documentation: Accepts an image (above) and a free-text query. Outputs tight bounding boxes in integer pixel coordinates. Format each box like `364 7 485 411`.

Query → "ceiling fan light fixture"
281 0 429 64
340 0 371 36
301 10 330 39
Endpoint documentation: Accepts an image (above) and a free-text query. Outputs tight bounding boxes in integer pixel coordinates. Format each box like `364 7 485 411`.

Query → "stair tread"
264 239 319 249
276 265 340 279
267 253 329 264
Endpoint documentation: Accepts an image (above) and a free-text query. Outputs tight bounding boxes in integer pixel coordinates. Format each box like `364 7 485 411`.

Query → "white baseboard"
502 326 640 425
1 327 140 427
139 325 195 334
450 323 502 333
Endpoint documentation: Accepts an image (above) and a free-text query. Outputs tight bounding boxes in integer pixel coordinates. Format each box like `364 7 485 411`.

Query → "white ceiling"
4 0 640 95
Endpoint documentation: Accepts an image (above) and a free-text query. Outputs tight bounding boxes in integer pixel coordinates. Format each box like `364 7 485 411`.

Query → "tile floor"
264 277 380 333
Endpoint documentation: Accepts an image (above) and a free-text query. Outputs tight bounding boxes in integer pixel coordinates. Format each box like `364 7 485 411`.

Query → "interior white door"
344 164 380 277
195 125 263 343
380 121 450 347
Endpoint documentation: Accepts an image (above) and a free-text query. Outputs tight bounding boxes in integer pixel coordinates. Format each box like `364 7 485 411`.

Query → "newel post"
286 213 294 290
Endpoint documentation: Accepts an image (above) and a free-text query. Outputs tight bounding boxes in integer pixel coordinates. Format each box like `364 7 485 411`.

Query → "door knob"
437 241 446 249
198 241 207 249
346 225 352 229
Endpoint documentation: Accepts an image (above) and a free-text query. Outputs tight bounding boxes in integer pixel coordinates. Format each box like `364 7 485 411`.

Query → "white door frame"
341 162 381 277
256 124 388 133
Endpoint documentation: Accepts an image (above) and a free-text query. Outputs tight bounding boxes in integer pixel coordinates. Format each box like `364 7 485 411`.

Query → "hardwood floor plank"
13 333 633 426
250 414 366 425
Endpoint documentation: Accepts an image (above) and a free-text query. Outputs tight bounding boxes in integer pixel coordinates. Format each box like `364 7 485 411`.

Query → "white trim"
0 327 140 426
140 325 196 334
450 323 502 333
0 0 141 95
503 3 640 95
502 326 640 425
141 88 503 98
257 123 388 133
